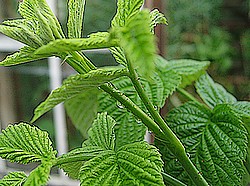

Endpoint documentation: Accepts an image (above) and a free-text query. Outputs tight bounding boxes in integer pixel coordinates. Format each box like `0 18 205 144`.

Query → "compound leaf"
195 73 237 108
67 0 86 38
0 172 27 186
0 123 56 164
31 68 128 122
35 32 118 56
157 102 248 185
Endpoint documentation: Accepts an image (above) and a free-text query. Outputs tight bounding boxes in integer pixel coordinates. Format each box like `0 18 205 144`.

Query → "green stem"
100 84 164 139
177 88 201 105
126 61 208 186
162 172 187 186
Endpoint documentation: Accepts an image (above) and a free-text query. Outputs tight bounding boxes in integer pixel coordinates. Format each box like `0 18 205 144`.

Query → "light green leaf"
112 0 144 27
150 9 168 32
156 102 248 185
0 20 43 48
65 89 99 139
18 0 64 41
195 73 237 108
109 47 127 67
82 112 115 150
67 0 86 38
119 10 156 78
57 146 105 179
156 56 210 87
0 172 27 186
79 142 164 186
35 32 118 56
232 101 250 118
23 162 53 186
0 46 49 67
0 123 56 164
0 0 64 49
31 68 128 122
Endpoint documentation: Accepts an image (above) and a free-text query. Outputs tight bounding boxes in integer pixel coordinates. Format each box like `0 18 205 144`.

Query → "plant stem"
162 172 187 186
126 61 209 186
100 84 164 139
177 88 201 105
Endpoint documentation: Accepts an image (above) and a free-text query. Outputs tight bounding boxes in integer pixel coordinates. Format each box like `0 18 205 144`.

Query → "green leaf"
18 0 64 41
109 47 127 67
79 142 164 186
0 172 27 186
119 10 156 78
150 9 168 32
156 56 210 87
34 32 118 56
67 0 86 38
0 20 43 48
232 101 250 118
195 73 237 108
23 162 53 186
65 89 99 139
82 112 115 150
57 146 105 179
31 68 128 122
0 0 64 49
0 123 56 164
156 102 248 185
0 46 49 67
112 0 144 27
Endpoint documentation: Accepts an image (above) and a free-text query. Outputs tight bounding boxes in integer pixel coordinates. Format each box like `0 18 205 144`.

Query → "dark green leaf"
157 102 248 185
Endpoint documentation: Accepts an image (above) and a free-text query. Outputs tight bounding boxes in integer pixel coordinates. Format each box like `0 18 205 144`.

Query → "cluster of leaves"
0 0 249 185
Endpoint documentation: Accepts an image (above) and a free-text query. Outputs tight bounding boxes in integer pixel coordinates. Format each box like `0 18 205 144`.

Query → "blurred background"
0 0 249 184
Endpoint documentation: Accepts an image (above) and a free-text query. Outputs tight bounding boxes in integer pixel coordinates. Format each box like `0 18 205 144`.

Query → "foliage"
0 0 249 186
